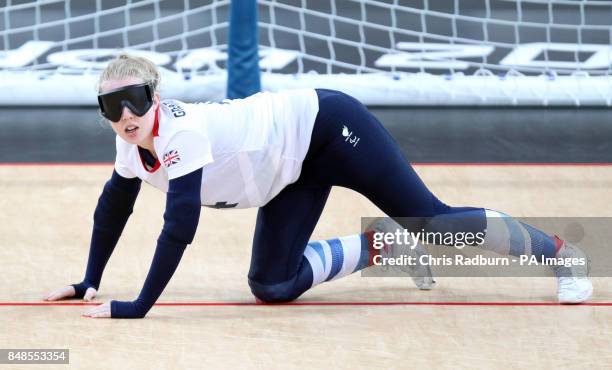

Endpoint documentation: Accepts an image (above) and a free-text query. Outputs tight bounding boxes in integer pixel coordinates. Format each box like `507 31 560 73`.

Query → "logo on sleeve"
163 149 181 168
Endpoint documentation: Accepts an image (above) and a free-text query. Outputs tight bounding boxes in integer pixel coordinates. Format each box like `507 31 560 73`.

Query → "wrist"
71 282 96 298
110 299 149 319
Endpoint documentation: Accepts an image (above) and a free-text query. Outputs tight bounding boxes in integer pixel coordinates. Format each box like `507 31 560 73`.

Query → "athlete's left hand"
82 301 111 318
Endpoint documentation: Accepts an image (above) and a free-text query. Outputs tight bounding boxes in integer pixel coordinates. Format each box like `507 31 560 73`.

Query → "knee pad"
248 276 305 303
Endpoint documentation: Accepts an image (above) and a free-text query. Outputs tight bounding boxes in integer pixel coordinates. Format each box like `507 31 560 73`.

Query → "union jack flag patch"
163 149 181 167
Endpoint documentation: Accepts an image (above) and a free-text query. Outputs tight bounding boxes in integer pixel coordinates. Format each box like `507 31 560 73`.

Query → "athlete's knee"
248 276 307 303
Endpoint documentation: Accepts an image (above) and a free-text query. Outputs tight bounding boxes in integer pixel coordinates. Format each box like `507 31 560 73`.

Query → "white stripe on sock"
304 244 326 287
482 209 511 255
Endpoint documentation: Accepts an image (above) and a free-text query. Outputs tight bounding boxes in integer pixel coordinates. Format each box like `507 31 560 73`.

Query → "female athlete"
44 54 592 318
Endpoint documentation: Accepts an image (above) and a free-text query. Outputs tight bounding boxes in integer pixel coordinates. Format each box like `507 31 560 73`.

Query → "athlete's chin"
119 132 143 145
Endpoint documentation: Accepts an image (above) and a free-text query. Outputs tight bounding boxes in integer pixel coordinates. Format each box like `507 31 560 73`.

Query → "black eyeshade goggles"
97 83 153 122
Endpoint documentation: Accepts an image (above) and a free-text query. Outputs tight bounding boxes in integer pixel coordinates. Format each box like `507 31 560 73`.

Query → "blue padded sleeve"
110 168 202 318
72 170 141 298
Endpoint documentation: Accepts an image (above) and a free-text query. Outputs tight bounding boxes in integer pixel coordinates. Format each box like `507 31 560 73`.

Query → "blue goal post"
227 0 261 99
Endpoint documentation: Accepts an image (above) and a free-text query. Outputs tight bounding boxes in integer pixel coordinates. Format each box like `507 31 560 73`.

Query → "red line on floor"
1 301 611 307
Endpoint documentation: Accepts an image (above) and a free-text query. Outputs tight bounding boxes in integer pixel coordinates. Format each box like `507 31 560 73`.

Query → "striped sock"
481 209 561 259
303 232 378 288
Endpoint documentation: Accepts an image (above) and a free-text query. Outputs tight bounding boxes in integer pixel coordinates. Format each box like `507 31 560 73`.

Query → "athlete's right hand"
44 284 97 302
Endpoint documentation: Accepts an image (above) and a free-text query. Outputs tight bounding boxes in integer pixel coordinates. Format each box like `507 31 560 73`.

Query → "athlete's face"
100 77 160 146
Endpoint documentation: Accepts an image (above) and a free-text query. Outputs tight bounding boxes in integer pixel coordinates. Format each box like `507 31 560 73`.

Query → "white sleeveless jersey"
114 89 319 209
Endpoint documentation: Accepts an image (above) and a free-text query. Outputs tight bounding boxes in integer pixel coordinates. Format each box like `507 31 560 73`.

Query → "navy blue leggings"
248 89 484 301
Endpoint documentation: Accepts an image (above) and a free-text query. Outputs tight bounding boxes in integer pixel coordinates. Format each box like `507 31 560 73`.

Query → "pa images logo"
163 149 181 168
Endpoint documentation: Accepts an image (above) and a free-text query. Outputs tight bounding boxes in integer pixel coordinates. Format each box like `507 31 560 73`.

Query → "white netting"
0 0 231 105
1 0 612 106
258 0 612 105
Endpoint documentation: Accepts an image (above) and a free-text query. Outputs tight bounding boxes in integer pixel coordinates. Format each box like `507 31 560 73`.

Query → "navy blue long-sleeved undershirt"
72 170 141 297
73 167 203 319
111 168 202 318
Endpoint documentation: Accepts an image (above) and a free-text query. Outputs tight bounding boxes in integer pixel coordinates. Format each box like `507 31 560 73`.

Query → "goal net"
1 0 612 106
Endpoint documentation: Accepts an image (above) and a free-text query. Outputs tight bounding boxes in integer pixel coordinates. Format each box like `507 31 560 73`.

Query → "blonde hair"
98 53 161 93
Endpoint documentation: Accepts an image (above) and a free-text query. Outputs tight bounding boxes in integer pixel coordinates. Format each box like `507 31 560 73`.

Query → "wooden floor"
0 165 611 369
